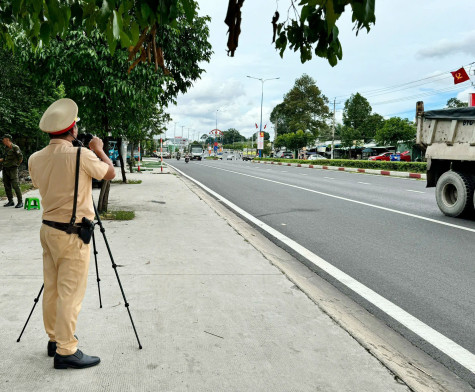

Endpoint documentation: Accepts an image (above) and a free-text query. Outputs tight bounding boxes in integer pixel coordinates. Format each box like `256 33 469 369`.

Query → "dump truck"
242 148 257 161
416 101 475 217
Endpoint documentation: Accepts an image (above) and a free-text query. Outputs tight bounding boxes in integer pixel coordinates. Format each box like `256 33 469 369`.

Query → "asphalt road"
168 158 475 366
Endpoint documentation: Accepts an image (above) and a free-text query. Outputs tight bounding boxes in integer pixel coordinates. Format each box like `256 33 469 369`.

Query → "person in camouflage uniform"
1 134 23 208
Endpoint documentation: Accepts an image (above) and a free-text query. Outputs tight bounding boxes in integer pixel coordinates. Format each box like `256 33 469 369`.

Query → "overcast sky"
167 0 475 141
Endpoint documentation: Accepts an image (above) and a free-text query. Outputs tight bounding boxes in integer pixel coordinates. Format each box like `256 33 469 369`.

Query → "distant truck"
242 148 257 161
190 146 203 160
415 101 475 217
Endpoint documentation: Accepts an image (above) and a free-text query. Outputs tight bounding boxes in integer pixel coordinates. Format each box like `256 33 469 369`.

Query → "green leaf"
106 21 117 55
112 10 121 39
130 21 139 43
119 31 130 48
141 3 152 21
182 0 195 23
325 0 338 35
40 22 51 44
300 5 311 23
12 0 23 16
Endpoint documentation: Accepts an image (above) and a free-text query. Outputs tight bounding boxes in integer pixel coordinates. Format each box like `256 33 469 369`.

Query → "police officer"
0 134 23 208
28 98 115 369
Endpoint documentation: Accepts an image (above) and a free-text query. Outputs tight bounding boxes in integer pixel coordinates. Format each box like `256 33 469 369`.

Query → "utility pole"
331 98 336 159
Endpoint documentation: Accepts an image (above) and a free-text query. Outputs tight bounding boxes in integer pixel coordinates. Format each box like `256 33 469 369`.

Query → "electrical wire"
334 61 475 101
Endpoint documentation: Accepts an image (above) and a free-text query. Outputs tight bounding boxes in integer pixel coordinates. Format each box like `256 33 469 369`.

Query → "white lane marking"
324 177 335 180
301 174 308 176
195 162 475 234
169 163 475 374
281 223 287 226
281 171 287 173
407 190 425 194
358 182 370 185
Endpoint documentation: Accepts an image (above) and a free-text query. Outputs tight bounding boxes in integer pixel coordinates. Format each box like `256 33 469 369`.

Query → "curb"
252 160 426 180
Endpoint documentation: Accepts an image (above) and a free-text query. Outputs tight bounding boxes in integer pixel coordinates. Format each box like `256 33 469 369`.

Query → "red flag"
264 124 267 129
451 67 470 84
255 123 258 128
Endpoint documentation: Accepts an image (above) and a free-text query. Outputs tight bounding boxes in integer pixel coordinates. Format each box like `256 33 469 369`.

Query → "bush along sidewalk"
254 158 427 174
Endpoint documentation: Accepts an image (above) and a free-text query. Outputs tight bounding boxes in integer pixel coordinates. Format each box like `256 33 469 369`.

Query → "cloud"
416 30 475 58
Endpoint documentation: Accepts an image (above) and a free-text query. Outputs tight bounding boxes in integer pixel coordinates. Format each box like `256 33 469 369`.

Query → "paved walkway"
0 164 462 391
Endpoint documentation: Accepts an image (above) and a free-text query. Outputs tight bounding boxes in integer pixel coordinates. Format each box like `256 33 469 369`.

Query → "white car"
307 154 327 160
226 155 235 160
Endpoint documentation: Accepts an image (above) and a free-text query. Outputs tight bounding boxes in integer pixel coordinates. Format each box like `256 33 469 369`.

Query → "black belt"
42 220 81 234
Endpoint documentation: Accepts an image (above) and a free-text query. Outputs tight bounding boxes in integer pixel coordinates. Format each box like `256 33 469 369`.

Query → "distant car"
307 154 327 161
368 151 411 162
226 154 235 160
280 152 293 159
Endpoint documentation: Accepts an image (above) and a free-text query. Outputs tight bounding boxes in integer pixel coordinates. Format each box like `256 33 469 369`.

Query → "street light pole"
173 122 178 154
247 76 279 158
331 98 336 159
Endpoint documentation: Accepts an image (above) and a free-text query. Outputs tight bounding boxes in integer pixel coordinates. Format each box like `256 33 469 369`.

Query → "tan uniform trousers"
40 224 91 356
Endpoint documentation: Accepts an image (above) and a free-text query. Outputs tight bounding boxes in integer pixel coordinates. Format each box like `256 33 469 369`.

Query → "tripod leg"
91 230 103 308
94 202 143 349
17 284 44 342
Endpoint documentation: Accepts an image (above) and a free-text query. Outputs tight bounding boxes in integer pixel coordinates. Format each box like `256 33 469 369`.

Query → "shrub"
255 158 427 173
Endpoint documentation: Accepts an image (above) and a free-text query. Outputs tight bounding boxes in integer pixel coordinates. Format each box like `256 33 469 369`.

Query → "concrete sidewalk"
0 165 464 391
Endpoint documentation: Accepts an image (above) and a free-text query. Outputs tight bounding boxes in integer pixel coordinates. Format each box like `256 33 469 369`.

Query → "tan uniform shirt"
28 139 109 223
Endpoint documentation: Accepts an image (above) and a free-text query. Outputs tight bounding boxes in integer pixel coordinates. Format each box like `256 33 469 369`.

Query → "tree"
343 93 372 130
359 113 384 141
1 1 375 68
270 103 291 135
374 117 416 150
274 130 314 153
223 128 245 145
17 9 211 211
446 98 468 108
0 48 64 158
341 93 381 147
271 74 330 138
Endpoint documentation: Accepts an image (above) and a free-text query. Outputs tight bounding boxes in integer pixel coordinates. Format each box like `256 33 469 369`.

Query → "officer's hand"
89 137 104 152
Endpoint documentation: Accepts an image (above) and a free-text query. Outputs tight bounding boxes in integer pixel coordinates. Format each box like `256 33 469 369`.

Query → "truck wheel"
435 171 474 217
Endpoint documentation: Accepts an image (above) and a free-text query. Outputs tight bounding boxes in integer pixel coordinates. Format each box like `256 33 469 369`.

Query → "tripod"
17 200 143 350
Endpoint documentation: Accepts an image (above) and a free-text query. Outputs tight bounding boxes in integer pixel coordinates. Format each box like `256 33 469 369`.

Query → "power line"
334 61 475 101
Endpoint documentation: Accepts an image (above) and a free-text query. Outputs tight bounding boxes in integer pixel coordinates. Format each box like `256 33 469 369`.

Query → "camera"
73 133 94 148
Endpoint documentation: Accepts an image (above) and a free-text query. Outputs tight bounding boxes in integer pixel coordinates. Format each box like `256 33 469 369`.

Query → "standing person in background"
0 134 23 208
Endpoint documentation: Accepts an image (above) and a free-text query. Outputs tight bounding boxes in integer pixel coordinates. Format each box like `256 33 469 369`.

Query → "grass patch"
139 161 165 168
100 210 135 220
111 179 142 184
0 181 35 198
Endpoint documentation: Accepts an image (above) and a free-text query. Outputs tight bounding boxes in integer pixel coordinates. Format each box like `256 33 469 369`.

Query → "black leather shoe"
15 202 23 208
47 335 79 357
54 349 100 369
3 201 14 207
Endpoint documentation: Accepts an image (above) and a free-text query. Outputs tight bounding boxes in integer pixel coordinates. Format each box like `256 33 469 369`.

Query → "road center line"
195 162 475 234
169 163 475 374
358 182 370 185
407 190 425 194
